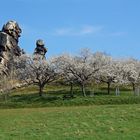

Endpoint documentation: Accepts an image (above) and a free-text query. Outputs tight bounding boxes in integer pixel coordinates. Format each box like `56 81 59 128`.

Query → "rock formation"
34 39 47 59
0 20 22 74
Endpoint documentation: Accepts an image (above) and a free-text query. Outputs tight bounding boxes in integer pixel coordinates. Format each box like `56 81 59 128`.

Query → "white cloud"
53 25 103 36
80 25 103 35
20 23 127 39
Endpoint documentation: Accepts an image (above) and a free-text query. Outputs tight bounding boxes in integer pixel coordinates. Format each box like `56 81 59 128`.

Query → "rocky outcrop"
0 20 22 74
34 39 47 59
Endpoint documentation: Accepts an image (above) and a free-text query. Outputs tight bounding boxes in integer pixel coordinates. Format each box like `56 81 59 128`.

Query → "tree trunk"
132 83 135 92
70 82 74 97
81 84 86 97
107 82 110 95
39 85 44 96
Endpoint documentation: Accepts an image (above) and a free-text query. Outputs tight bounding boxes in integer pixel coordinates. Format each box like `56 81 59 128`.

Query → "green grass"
0 85 140 109
0 85 139 139
0 105 139 140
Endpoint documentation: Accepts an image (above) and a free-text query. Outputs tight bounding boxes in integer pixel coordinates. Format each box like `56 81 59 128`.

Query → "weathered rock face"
0 20 22 74
34 39 47 59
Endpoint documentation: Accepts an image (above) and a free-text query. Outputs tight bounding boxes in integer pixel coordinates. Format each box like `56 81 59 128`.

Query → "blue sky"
0 0 140 59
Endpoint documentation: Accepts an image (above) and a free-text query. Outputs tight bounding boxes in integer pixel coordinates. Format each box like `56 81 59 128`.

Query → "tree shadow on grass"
11 94 60 103
46 89 70 96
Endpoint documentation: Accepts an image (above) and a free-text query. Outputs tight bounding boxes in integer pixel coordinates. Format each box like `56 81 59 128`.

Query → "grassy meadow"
0 85 140 139
0 105 140 140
